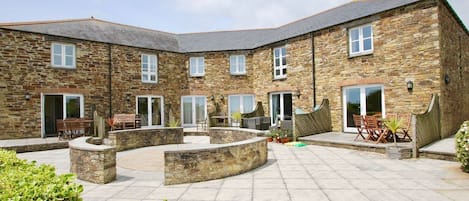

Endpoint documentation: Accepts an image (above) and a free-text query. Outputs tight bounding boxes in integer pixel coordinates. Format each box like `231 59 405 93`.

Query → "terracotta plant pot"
267 137 273 142
280 137 289 144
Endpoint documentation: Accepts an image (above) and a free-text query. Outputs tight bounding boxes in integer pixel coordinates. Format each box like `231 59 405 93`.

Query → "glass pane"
366 86 382 116
352 41 360 53
142 55 148 63
229 96 240 114
65 56 73 66
275 58 280 66
198 58 204 67
281 47 286 56
282 57 286 66
65 45 73 56
183 97 193 124
363 39 372 51
283 94 292 120
150 55 156 65
142 74 148 81
242 96 254 113
350 29 359 40
271 94 280 124
198 64 204 74
274 49 279 57
346 88 361 128
142 63 148 72
282 68 287 75
150 64 156 72
53 44 62 54
230 56 236 73
65 96 80 118
138 97 148 127
151 97 161 126
53 55 62 66
195 97 205 123
239 61 245 73
150 75 156 81
190 64 196 75
363 25 372 38
275 69 280 76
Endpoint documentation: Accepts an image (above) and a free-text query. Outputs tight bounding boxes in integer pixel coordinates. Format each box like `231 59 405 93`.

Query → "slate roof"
0 0 422 53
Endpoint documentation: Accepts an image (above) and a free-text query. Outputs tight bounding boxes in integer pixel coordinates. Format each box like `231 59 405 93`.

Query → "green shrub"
0 149 83 200
456 121 469 173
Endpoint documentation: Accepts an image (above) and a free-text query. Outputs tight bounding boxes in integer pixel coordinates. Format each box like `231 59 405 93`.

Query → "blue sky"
0 0 467 33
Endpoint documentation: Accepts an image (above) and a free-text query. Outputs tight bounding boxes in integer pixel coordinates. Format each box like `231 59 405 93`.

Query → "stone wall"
107 127 183 151
164 137 267 185
69 137 116 184
209 127 267 144
438 0 469 138
314 0 441 131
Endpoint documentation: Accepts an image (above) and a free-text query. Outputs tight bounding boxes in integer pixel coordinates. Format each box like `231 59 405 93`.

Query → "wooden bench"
56 118 92 140
113 114 140 130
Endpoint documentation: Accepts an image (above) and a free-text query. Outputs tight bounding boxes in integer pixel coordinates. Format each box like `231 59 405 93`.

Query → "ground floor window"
343 85 385 132
137 96 164 127
228 94 255 123
270 92 292 126
181 96 206 127
42 94 84 137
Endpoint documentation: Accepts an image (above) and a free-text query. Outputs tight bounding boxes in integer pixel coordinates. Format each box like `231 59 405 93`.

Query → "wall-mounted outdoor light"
219 95 224 101
406 80 414 91
126 94 131 102
294 89 301 98
444 73 450 85
209 95 215 101
24 92 31 100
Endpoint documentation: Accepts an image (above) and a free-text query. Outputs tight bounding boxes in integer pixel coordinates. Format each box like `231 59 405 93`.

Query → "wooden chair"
399 113 412 141
352 114 366 141
364 115 380 142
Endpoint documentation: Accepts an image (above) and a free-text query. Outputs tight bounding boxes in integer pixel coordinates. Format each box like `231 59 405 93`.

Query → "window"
273 47 287 79
190 57 205 77
228 94 255 123
137 96 164 127
181 96 206 127
270 92 292 126
141 54 158 83
349 24 373 56
342 85 384 132
230 55 246 75
51 43 75 68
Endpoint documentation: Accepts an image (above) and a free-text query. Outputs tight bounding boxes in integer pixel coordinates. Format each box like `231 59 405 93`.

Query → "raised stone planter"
164 128 267 185
69 137 116 184
386 145 412 159
108 127 183 151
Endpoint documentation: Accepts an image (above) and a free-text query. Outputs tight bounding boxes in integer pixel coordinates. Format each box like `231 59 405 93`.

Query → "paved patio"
17 136 469 201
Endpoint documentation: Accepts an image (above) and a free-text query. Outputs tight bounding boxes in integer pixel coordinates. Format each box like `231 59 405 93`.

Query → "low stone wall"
69 137 116 184
210 127 267 144
165 128 267 185
107 127 183 151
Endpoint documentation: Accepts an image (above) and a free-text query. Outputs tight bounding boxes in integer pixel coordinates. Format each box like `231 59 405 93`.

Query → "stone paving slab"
16 136 469 201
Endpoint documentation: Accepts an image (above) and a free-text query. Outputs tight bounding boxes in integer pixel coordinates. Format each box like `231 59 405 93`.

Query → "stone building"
0 0 467 139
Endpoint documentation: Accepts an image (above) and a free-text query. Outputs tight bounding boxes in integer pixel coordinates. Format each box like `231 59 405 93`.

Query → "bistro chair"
364 115 381 142
352 114 366 141
399 113 412 141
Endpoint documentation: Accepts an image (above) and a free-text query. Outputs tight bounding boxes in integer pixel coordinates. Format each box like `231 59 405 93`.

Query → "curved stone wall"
107 127 184 151
69 137 116 184
164 128 267 185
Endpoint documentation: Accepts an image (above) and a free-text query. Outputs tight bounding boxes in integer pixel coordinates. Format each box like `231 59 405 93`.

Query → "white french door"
181 96 206 127
42 94 84 137
343 85 385 132
269 92 292 126
136 96 164 127
228 94 255 124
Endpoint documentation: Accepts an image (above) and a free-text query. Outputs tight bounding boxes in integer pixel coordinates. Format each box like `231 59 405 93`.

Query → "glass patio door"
137 96 164 127
43 94 84 137
270 92 292 126
228 94 255 123
343 85 384 132
181 96 206 127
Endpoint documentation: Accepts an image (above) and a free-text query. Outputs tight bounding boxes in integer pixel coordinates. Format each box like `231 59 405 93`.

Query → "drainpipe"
108 44 113 118
311 32 317 107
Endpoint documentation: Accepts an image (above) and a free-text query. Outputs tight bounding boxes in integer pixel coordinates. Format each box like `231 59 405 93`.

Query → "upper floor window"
230 55 246 75
141 54 157 83
349 24 373 56
273 47 287 79
51 43 75 68
190 57 205 77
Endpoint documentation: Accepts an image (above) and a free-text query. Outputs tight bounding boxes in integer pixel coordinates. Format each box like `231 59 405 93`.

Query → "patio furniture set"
353 113 412 143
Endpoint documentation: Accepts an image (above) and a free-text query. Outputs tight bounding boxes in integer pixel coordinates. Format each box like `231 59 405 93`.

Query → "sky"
0 0 467 34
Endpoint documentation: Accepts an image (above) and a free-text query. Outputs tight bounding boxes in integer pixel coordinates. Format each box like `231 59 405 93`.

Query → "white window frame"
228 94 255 123
181 96 207 127
342 84 385 133
141 54 158 83
40 93 84 137
348 24 373 56
51 43 76 68
189 57 205 77
269 92 292 126
136 95 164 127
230 55 246 75
273 47 287 79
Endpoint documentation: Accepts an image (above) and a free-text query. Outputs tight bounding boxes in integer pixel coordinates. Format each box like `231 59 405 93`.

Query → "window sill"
52 66 76 70
272 77 287 81
230 73 247 76
190 75 205 78
348 51 373 58
142 81 158 84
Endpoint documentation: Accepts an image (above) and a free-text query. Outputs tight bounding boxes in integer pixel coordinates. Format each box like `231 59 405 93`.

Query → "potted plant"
106 117 117 131
231 112 242 127
168 118 180 127
384 117 412 159
264 132 274 142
